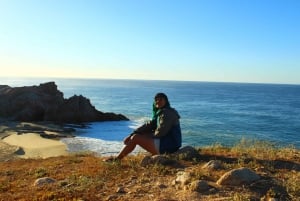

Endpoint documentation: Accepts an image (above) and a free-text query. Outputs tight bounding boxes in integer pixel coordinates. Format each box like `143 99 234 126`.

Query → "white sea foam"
61 137 144 156
61 119 147 156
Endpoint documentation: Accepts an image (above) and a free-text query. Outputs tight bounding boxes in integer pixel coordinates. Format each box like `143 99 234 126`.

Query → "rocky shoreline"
0 81 129 160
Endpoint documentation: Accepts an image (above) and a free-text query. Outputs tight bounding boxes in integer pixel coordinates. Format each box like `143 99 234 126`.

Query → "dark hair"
152 93 170 119
154 92 170 107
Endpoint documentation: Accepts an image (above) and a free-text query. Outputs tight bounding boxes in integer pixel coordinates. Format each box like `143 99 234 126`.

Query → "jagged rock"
34 177 56 186
0 82 63 121
216 167 260 186
0 82 128 123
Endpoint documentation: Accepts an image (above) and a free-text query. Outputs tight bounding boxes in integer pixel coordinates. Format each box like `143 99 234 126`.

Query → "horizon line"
1 75 299 86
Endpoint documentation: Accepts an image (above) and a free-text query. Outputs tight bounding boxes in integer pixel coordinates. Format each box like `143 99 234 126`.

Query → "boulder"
216 167 260 186
0 82 128 123
172 146 201 161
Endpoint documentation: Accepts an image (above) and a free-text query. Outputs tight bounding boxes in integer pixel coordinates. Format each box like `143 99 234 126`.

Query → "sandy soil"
0 121 73 160
2 133 68 158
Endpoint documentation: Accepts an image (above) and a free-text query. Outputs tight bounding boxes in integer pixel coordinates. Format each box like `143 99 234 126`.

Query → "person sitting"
104 92 182 161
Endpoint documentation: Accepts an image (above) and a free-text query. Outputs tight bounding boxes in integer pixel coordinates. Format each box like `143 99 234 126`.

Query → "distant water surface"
2 77 300 155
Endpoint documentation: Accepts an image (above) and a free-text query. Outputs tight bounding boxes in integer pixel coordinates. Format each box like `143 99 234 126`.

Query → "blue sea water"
2 78 300 155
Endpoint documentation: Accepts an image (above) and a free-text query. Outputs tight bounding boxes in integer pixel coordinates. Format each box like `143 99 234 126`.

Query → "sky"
0 0 299 84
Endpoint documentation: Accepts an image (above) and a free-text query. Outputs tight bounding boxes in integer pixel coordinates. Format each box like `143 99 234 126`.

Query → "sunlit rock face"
0 82 128 123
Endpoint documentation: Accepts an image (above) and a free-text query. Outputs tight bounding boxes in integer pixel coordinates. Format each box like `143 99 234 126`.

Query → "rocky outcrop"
216 167 260 186
0 82 128 123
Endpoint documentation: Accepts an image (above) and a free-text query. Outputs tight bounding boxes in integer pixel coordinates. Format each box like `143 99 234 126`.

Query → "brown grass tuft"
0 141 299 201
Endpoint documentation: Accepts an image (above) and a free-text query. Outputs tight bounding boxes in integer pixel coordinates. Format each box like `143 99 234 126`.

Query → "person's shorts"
154 138 160 153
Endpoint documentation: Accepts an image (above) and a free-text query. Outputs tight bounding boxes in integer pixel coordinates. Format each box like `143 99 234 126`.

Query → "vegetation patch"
0 140 299 201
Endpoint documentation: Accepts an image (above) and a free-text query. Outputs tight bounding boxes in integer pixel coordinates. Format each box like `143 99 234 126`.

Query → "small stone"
58 180 69 187
173 146 201 161
116 187 126 193
189 180 210 192
34 177 56 186
141 155 177 166
156 182 167 189
175 171 191 185
202 160 222 170
106 195 118 201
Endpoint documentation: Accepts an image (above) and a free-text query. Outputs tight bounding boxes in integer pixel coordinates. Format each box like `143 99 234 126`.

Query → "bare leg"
117 134 159 159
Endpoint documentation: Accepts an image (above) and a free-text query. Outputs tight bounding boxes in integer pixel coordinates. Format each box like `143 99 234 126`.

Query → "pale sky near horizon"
0 0 299 84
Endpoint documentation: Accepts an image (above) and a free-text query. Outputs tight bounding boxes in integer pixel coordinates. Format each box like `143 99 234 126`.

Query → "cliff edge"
0 82 128 123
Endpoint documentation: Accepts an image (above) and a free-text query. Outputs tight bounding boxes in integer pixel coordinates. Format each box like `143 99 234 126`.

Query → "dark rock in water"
0 82 128 123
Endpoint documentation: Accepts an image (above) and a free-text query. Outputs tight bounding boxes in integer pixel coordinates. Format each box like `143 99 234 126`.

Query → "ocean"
2 77 300 155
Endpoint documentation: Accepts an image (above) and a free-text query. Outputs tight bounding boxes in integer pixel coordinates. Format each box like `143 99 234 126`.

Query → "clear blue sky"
1 0 299 84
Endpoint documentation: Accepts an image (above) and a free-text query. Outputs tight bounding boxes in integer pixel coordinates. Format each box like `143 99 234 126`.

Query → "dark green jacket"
135 107 182 154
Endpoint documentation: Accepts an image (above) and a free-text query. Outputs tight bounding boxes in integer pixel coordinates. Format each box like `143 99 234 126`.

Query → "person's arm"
154 109 177 137
134 119 156 134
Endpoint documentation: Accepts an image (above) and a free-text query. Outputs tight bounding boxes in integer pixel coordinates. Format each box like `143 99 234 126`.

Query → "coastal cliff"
0 82 128 123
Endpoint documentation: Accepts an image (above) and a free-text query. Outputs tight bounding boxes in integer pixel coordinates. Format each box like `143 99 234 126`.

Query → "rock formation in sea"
0 82 128 123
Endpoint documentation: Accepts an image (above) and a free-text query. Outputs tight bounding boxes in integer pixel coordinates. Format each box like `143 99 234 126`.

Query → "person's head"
154 92 170 109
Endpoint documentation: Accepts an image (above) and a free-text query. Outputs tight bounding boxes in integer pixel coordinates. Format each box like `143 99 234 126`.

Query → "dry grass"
0 140 299 201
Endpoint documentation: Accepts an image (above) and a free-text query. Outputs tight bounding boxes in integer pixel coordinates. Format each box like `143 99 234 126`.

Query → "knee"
127 134 139 145
131 134 139 142
131 134 147 144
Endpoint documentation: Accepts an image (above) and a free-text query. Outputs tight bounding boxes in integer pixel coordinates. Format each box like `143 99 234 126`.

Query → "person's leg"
117 134 159 159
